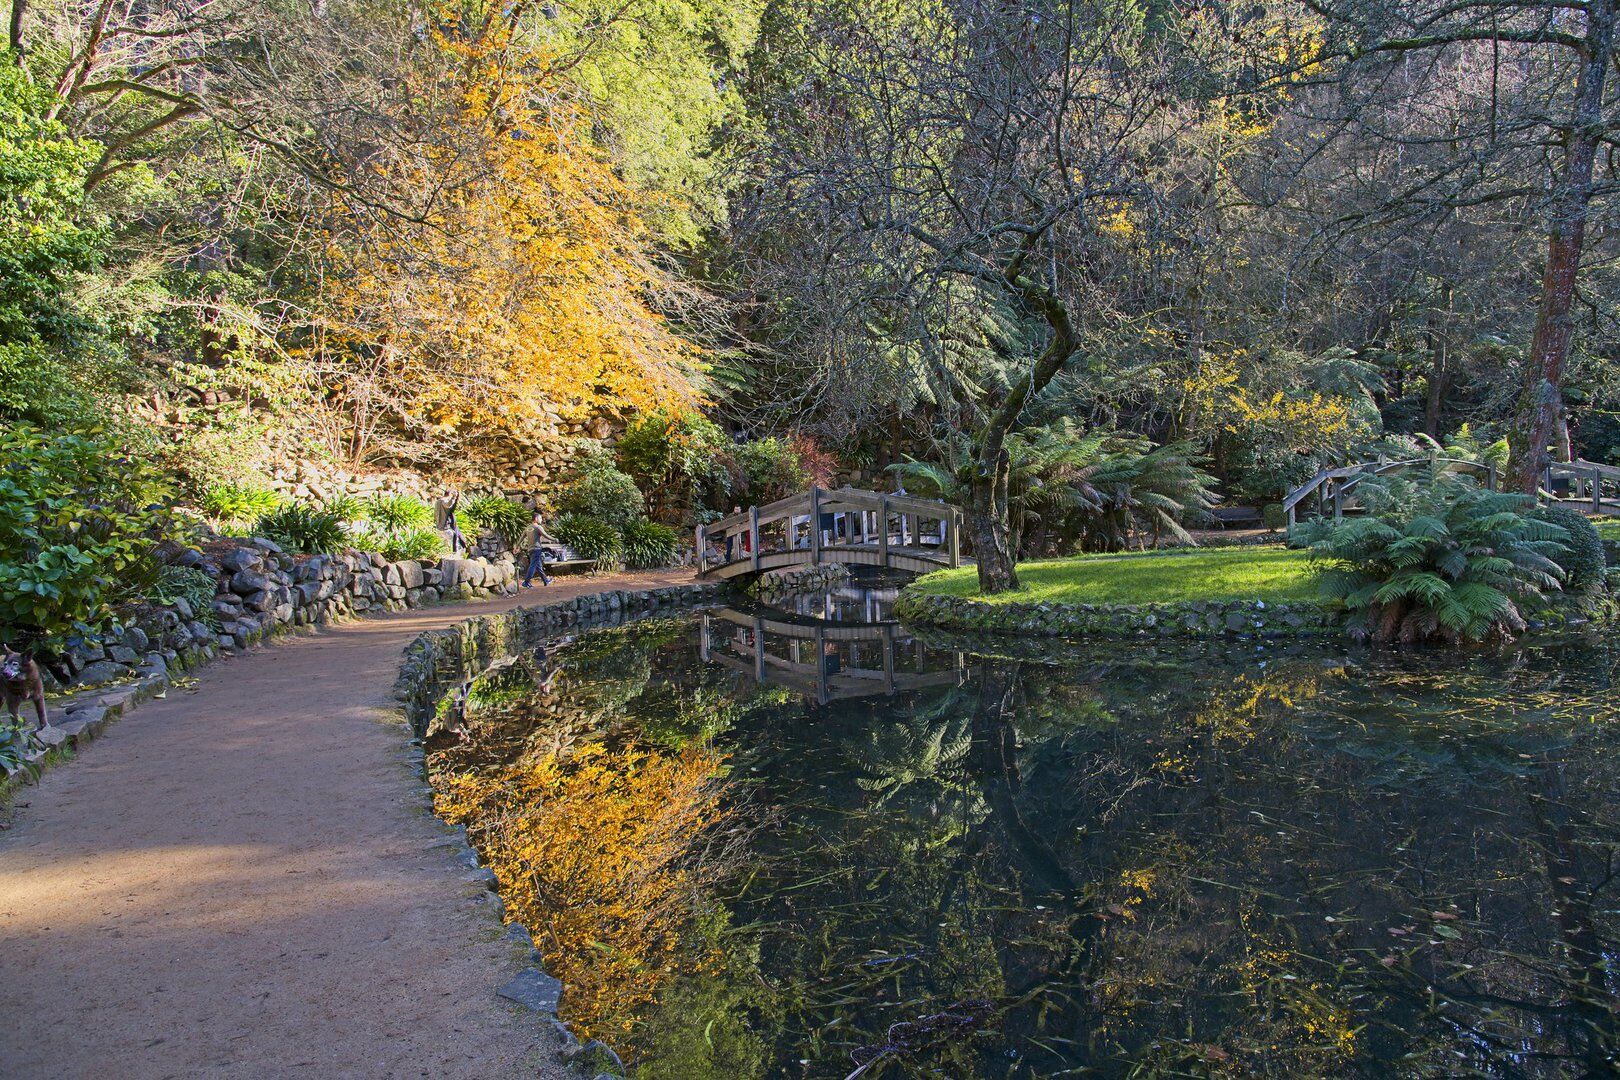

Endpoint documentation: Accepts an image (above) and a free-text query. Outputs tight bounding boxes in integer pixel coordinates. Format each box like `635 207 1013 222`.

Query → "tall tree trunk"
1507 0 1614 493
967 267 1078 594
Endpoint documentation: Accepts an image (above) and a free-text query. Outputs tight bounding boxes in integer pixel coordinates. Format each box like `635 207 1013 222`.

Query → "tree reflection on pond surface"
426 601 1620 1078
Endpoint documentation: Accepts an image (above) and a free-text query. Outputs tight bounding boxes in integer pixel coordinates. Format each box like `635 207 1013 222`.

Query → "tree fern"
1293 474 1570 644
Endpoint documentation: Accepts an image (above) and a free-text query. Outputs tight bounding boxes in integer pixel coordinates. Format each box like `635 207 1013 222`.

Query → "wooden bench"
1207 506 1264 529
540 545 597 575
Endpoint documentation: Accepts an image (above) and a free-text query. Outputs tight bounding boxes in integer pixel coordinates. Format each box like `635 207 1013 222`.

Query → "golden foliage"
435 741 731 1039
315 27 706 465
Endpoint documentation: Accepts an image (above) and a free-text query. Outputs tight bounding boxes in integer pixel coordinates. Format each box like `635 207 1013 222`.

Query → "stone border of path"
393 580 734 1077
2 537 527 799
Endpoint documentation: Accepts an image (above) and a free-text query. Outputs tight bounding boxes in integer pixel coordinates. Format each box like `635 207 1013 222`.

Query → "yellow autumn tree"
313 24 709 470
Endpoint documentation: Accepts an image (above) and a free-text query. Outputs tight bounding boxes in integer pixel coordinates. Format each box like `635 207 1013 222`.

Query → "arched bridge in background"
696 486 969 580
1283 456 1620 529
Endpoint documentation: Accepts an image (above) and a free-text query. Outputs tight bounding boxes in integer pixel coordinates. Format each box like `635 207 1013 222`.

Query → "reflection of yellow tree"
1184 667 1339 750
436 741 732 1039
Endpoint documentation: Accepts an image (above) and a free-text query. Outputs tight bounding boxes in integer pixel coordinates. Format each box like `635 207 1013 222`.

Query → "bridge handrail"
696 485 965 577
1282 457 1494 519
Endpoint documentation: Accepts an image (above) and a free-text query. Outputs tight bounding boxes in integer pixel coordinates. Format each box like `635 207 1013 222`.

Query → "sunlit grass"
1596 517 1620 540
912 547 1319 605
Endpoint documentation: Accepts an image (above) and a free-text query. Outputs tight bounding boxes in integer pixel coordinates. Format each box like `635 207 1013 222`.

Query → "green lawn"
913 547 1320 606
1596 517 1620 541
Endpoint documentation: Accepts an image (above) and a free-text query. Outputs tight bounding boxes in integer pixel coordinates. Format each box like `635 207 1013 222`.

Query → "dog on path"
1 645 49 731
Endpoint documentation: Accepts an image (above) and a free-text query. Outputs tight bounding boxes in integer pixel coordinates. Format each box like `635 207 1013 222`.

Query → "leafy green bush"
1294 476 1568 643
622 519 679 569
1262 503 1286 531
378 526 447 562
616 409 735 512
734 436 813 505
0 423 174 646
201 480 284 532
458 494 528 549
1531 505 1605 590
554 452 644 530
554 514 624 563
318 494 366 523
364 493 432 531
258 504 346 555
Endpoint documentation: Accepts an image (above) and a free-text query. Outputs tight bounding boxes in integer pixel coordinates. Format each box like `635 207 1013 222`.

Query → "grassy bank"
912 547 1318 606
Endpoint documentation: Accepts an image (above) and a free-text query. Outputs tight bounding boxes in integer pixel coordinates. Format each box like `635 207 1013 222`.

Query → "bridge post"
695 524 707 572
948 510 960 567
879 495 890 565
750 507 760 571
1593 468 1604 512
810 487 822 563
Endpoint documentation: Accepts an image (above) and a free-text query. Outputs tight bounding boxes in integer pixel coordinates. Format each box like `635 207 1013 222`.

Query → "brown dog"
1 645 48 731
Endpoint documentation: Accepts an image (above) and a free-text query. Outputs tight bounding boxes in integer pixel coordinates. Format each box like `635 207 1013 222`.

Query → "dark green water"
427 590 1620 1079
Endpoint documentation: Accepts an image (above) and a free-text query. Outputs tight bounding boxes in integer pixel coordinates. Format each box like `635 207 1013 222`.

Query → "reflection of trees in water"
429 619 1620 1077
435 740 745 1043
724 649 1619 1078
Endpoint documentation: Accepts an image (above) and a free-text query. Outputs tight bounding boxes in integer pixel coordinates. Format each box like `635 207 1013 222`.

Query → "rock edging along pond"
894 587 1341 638
395 580 732 734
390 579 733 1077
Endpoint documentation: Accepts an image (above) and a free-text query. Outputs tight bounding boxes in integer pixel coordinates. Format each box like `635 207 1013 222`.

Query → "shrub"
1262 503 1286 531
554 452 644 530
318 494 366 523
616 409 734 513
1531 504 1606 590
364 493 432 531
733 436 812 504
201 480 284 532
458 494 528 549
1293 476 1568 643
258 504 347 555
622 519 679 569
554 514 624 563
0 423 174 646
377 525 446 562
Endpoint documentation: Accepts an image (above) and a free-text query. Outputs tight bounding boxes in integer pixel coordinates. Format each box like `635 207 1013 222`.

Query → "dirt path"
0 572 692 1079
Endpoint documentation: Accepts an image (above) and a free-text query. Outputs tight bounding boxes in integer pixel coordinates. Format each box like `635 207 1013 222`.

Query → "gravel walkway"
0 573 692 1079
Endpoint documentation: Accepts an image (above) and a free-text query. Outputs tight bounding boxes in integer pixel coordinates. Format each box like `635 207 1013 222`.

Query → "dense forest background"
6 0 1620 518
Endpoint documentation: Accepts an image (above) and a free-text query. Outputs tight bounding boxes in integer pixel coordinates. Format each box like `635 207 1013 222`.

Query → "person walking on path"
520 509 556 588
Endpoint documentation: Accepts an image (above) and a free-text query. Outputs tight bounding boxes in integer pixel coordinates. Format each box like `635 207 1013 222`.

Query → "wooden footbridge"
696 486 967 580
699 607 969 705
1282 457 1620 529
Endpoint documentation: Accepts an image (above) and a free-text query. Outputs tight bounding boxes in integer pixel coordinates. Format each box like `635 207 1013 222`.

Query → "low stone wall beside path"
7 539 523 787
894 589 1342 639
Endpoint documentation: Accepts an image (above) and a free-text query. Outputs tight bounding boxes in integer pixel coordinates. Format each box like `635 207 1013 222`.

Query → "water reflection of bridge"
699 607 968 705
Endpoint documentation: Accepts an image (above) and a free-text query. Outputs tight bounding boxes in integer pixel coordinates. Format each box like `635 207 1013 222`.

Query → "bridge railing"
1282 457 1496 530
1545 459 1620 513
695 486 964 575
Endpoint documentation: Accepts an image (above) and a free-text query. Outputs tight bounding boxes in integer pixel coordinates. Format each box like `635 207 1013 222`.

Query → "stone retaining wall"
894 589 1341 639
7 541 523 786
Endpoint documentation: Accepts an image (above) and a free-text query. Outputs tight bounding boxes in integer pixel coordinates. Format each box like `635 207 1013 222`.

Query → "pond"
425 581 1620 1078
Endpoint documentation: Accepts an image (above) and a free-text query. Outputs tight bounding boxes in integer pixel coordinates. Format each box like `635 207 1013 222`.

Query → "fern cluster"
1293 476 1568 643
